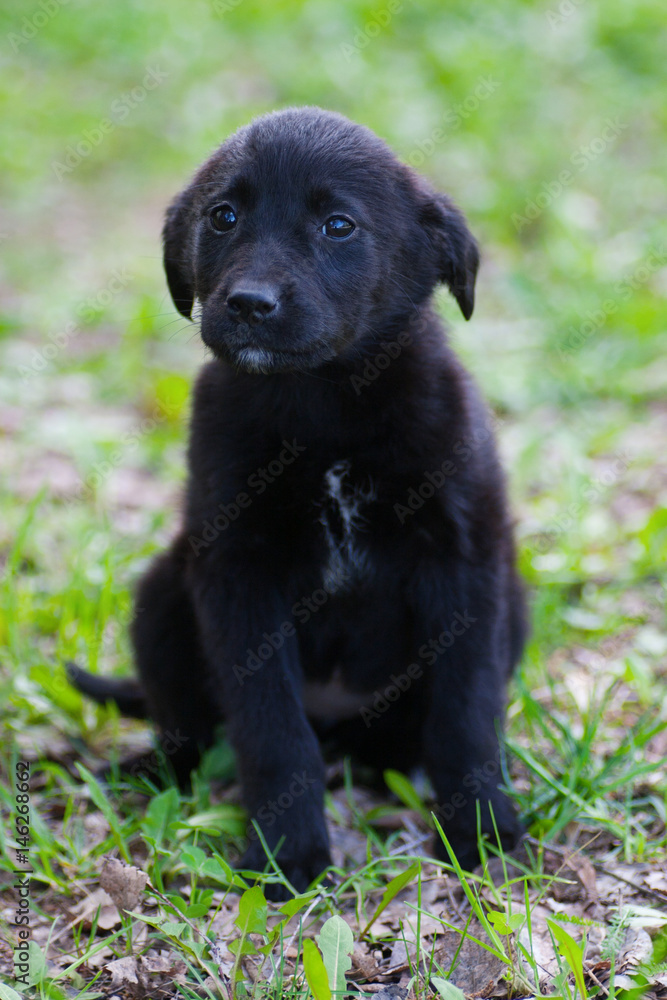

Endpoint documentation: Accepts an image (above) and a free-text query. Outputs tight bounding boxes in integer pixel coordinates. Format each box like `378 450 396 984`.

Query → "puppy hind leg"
130 540 222 786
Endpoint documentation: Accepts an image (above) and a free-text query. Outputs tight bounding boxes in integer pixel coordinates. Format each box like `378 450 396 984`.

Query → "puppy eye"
321 216 355 239
210 204 237 232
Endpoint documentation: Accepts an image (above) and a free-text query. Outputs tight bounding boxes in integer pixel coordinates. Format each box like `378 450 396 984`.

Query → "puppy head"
164 107 479 372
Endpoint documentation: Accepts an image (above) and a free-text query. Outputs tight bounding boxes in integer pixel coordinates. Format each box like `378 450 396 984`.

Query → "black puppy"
69 107 526 895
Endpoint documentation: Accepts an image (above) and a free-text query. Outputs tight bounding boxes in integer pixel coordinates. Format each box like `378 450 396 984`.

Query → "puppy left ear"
420 193 479 320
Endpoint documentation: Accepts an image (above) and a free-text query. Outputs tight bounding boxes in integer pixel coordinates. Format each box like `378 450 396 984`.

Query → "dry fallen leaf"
142 952 188 977
351 948 383 980
106 955 140 989
544 848 597 902
99 856 148 915
105 951 188 998
69 886 121 930
617 927 653 972
566 852 598 902
645 871 667 894
435 928 508 997
84 944 116 969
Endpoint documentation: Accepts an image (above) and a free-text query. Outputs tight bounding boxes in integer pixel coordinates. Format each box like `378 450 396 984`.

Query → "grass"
1 0 666 996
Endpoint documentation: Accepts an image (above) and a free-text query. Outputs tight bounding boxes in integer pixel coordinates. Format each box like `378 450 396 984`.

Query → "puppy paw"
240 841 331 898
263 865 333 902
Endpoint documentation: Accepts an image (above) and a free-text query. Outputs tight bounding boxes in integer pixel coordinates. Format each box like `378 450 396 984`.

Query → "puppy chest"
318 461 375 593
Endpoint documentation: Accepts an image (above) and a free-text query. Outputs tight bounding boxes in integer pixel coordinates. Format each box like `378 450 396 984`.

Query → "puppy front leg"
410 565 522 869
191 569 330 897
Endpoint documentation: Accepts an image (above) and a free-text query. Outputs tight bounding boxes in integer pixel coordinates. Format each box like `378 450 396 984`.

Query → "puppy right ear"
162 190 196 319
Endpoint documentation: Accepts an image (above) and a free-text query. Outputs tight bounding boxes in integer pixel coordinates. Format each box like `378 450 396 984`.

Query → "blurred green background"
1 0 666 756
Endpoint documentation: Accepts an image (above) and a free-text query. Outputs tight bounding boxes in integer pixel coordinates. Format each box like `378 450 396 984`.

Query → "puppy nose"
226 287 278 323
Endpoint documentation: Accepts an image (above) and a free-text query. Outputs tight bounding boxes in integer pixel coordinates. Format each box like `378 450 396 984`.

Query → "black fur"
70 107 527 897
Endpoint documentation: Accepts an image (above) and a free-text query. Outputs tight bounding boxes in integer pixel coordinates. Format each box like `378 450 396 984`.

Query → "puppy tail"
66 661 149 720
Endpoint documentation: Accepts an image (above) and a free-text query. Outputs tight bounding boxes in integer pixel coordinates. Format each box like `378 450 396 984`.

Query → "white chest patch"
319 460 376 593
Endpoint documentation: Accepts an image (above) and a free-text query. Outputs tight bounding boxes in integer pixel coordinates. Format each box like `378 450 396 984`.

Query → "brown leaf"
105 952 187 998
84 944 116 969
618 927 653 972
435 928 508 997
69 886 121 930
351 948 383 981
645 871 667 894
106 955 140 989
99 856 148 915
142 952 186 976
544 849 597 902
567 852 598 902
